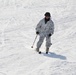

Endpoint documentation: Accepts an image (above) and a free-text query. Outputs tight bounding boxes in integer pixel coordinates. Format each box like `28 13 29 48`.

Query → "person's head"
44 12 51 19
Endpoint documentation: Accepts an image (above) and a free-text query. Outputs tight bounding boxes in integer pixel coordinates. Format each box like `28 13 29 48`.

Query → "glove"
36 32 39 35
48 34 51 37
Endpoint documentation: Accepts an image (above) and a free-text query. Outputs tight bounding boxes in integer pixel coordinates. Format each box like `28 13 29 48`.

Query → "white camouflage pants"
37 34 52 49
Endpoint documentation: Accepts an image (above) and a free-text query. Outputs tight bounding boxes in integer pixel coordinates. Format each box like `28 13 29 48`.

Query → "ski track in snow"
0 0 76 75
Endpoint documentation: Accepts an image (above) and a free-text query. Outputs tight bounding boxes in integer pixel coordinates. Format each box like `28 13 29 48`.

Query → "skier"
36 12 54 54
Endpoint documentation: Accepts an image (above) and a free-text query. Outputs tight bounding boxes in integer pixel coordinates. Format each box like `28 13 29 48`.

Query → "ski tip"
39 51 41 54
46 52 48 54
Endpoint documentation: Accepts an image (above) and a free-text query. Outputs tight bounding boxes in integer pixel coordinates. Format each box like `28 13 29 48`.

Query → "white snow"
0 0 76 75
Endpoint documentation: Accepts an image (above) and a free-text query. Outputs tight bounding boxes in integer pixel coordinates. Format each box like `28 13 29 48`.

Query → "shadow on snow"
42 52 67 60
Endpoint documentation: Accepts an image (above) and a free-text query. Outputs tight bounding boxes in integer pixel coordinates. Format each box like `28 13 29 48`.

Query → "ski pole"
31 35 38 48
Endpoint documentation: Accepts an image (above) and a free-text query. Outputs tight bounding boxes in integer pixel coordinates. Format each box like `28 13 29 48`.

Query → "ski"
38 51 48 54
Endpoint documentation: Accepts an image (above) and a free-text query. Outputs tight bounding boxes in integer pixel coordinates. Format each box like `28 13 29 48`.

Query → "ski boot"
36 48 41 54
46 48 49 54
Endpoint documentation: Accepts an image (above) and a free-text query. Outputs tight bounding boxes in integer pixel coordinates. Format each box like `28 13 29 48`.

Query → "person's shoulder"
40 18 44 22
39 18 44 23
49 20 54 25
49 19 53 22
50 19 54 23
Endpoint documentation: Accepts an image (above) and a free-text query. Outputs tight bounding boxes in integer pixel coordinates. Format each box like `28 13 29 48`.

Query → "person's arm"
51 21 54 35
48 21 54 36
36 20 42 34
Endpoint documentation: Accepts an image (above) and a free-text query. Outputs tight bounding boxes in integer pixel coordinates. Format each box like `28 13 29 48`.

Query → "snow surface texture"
0 0 76 75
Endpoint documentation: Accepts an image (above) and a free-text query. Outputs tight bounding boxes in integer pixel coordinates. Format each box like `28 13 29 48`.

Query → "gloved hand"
36 32 39 35
48 34 51 37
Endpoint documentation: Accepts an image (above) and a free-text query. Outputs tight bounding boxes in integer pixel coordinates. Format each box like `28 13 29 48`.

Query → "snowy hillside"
0 0 76 75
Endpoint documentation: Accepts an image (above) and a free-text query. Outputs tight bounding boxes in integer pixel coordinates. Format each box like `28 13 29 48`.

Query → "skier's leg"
46 36 52 53
36 35 45 52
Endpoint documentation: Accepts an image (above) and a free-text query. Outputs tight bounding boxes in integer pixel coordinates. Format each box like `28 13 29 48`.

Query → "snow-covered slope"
0 0 76 75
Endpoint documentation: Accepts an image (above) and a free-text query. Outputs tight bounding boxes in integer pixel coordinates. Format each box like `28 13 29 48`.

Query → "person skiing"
36 12 54 54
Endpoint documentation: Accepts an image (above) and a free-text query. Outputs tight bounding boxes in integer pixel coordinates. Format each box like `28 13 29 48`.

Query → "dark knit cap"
45 12 51 17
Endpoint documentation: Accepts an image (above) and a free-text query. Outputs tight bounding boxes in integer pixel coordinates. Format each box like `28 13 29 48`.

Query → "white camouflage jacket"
36 18 54 36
